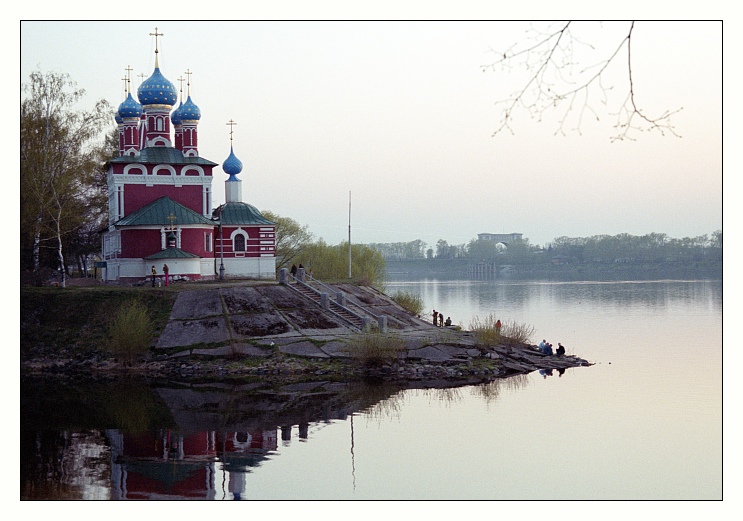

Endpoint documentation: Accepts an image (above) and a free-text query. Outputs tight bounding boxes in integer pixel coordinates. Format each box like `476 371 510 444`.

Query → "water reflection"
21 374 534 500
469 374 530 406
387 278 722 326
106 428 274 499
21 430 112 500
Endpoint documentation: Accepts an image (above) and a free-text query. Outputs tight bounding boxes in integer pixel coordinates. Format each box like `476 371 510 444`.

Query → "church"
101 32 276 283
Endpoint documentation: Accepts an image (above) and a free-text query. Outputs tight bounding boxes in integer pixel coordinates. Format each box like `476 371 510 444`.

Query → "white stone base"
103 256 276 281
216 257 276 280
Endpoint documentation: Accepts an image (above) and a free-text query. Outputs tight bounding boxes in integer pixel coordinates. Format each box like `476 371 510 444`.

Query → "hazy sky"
20 20 722 248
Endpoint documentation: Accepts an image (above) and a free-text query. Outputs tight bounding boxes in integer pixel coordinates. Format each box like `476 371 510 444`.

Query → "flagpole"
348 190 352 279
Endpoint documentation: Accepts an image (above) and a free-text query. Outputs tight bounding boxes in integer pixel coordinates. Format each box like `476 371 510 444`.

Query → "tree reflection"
421 386 464 405
21 430 111 500
355 381 406 422
470 374 530 406
105 379 177 433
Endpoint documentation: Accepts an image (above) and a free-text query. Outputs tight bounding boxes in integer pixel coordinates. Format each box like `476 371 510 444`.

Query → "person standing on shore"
439 313 444 327
163 264 169 286
495 319 502 336
151 265 157 287
433 309 438 326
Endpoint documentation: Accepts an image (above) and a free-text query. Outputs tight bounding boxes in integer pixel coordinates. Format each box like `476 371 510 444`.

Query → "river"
20 277 722 501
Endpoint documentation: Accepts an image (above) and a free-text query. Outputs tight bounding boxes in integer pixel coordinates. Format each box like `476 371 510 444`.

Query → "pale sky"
20 19 723 248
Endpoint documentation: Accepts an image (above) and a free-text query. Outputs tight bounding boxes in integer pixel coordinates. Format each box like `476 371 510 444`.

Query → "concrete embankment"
144 282 591 379
21 281 592 380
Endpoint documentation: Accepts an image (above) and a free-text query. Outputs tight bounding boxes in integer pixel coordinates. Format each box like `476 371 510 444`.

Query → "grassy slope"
21 286 177 360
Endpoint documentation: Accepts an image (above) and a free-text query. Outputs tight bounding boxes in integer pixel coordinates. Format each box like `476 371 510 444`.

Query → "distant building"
477 233 524 245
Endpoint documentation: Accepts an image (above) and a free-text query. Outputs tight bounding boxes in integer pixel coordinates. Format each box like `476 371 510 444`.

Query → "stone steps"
292 283 363 329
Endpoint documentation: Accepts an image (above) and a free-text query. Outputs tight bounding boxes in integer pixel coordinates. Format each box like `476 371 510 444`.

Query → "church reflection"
22 374 523 500
108 428 280 500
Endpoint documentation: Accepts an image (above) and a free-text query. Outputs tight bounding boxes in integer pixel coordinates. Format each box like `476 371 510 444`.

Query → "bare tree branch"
482 21 682 141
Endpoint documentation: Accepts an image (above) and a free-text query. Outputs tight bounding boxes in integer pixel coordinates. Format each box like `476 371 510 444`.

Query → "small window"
234 234 246 252
205 233 212 252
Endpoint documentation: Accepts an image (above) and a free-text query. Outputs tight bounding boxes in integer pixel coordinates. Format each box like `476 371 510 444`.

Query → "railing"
283 270 368 331
278 267 399 332
307 275 407 331
304 273 383 323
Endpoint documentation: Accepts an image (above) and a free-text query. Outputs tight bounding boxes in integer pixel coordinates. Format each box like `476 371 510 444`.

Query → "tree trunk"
33 214 42 272
55 207 66 288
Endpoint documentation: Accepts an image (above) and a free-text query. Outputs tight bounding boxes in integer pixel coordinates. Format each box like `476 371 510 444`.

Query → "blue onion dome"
170 101 184 125
137 67 178 106
222 146 243 180
180 95 201 121
118 92 143 119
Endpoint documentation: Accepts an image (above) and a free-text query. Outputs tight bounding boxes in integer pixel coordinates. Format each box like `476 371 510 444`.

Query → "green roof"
109 147 217 166
115 197 215 227
213 202 275 226
146 247 200 260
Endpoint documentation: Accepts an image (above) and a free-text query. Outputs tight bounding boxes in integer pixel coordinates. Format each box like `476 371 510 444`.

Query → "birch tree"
21 70 112 285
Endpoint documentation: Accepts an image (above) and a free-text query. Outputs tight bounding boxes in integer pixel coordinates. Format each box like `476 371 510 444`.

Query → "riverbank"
21 280 592 382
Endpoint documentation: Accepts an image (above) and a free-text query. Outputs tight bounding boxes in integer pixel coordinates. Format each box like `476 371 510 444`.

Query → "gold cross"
150 27 163 53
226 119 237 143
138 72 146 86
184 69 193 96
167 212 177 229
177 76 185 97
125 65 133 92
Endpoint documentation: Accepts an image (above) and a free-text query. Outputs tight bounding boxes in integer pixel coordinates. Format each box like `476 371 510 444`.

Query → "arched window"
234 234 246 252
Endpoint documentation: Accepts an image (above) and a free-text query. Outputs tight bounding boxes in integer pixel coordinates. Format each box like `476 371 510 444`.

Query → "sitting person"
556 343 566 356
445 317 452 327
538 340 553 355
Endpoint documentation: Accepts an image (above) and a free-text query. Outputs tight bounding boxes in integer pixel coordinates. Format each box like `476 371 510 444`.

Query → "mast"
348 190 352 279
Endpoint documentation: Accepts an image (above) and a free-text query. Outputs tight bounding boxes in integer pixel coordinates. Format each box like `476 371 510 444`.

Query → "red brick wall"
125 184 204 215
121 229 162 258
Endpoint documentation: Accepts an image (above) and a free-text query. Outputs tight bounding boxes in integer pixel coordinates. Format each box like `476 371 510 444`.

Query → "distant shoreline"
384 258 722 281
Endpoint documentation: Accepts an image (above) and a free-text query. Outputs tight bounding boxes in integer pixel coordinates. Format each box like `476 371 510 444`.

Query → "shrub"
344 333 405 367
391 290 424 316
107 300 154 364
469 314 535 346
501 319 536 345
300 240 386 287
469 314 501 346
